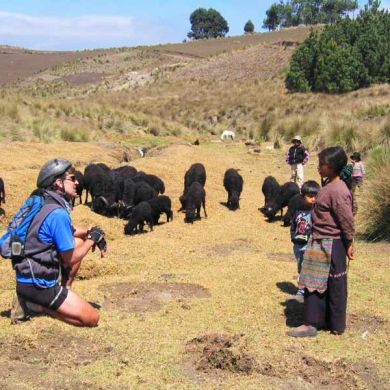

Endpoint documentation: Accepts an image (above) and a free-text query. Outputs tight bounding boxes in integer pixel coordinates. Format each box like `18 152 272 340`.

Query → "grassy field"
0 141 388 389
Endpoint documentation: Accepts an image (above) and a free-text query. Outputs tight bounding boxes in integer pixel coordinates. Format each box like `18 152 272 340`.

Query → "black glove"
87 226 105 244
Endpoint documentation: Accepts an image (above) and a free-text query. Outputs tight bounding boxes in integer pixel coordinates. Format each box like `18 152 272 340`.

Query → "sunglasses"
64 175 76 182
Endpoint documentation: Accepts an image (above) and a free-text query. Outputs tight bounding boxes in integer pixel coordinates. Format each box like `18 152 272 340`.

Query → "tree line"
186 1 361 40
263 0 359 31
286 1 390 93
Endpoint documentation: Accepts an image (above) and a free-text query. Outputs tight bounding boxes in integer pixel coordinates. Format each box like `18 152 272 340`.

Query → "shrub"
360 148 390 241
286 8 390 93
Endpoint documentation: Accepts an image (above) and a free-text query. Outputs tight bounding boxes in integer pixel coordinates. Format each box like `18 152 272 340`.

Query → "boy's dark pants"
304 239 347 333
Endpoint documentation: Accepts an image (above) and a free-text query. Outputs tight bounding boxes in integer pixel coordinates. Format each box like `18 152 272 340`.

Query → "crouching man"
11 158 107 326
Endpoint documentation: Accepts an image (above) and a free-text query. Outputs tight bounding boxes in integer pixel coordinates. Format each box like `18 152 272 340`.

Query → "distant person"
285 136 309 188
350 152 365 215
288 146 354 338
288 180 321 302
10 158 107 326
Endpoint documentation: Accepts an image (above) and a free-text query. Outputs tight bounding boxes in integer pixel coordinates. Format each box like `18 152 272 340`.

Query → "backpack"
0 190 46 261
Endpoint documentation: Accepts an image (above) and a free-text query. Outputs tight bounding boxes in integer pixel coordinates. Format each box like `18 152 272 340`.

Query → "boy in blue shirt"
290 180 320 301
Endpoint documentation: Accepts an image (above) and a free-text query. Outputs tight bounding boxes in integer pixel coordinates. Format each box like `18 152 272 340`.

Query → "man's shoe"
287 325 317 337
10 294 30 324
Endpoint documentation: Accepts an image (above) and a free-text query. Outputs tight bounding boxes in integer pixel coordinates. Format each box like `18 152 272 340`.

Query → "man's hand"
87 226 105 244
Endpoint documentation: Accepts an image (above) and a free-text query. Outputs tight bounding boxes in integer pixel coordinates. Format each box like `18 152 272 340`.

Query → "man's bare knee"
82 310 99 327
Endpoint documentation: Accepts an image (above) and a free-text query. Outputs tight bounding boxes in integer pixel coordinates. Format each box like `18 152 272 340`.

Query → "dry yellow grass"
0 141 389 389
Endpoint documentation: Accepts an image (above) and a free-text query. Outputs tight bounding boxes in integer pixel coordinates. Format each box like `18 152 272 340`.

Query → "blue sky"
0 1 387 51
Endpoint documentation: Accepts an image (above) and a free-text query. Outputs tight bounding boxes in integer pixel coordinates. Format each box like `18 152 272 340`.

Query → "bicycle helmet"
37 158 72 188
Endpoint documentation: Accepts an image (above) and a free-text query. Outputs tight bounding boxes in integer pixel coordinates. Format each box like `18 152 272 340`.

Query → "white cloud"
0 11 182 50
0 11 135 38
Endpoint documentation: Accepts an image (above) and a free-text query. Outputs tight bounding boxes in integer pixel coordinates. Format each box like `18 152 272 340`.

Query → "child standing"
290 180 321 302
350 152 365 215
288 146 354 337
285 136 310 188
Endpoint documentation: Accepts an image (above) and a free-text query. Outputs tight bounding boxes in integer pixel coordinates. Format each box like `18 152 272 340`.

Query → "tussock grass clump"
360 147 390 241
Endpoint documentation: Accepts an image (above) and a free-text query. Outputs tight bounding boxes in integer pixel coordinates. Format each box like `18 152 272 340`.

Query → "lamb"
148 195 173 224
124 201 154 235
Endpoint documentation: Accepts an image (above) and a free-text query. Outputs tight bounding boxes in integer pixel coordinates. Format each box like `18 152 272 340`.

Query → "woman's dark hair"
301 180 321 196
318 146 348 175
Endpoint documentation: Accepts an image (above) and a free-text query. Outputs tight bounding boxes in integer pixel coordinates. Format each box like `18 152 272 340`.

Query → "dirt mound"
102 282 210 313
184 334 382 388
185 333 258 375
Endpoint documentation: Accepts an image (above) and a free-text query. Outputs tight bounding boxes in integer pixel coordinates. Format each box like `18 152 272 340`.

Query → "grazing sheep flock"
0 156 302 234
44 160 300 236
1 161 301 234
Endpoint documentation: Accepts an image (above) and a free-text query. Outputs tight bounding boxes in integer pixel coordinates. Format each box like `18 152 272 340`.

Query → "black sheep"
184 163 206 190
179 163 206 211
72 170 84 207
260 176 280 213
265 182 300 221
124 201 154 235
83 163 111 204
133 173 165 194
112 165 138 179
223 168 243 210
185 182 207 223
148 195 173 224
119 180 157 219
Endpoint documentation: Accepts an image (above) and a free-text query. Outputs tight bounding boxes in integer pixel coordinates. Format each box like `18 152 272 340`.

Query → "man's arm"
72 227 89 240
60 239 95 270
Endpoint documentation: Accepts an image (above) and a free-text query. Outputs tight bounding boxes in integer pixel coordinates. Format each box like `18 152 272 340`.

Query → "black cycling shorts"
16 282 68 310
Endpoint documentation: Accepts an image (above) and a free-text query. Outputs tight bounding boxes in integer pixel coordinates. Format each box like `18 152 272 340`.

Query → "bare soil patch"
0 331 111 368
0 49 106 86
0 361 43 389
348 312 388 334
206 238 252 256
102 282 210 313
174 44 294 82
60 72 107 85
